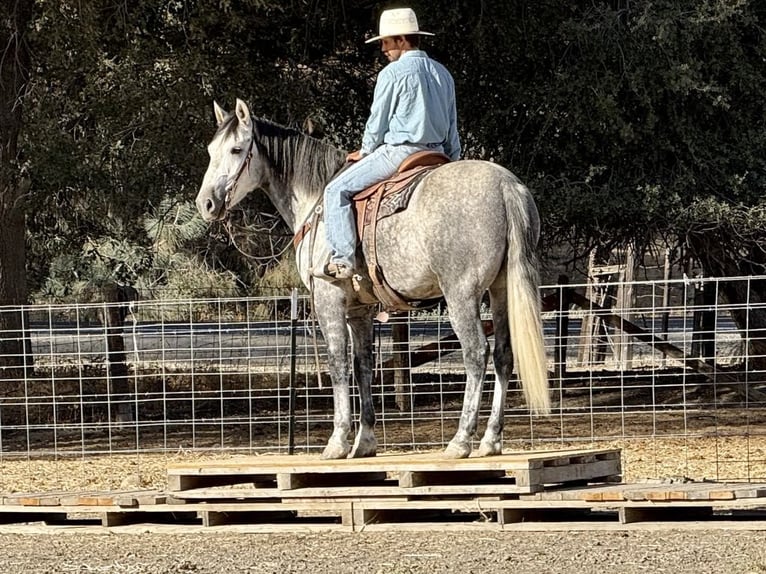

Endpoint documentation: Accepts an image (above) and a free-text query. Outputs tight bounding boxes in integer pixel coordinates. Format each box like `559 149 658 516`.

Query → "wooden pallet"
166 448 622 496
0 484 765 530
3 450 765 530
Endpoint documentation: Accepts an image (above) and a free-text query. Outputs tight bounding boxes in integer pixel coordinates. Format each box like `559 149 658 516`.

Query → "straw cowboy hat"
365 8 435 43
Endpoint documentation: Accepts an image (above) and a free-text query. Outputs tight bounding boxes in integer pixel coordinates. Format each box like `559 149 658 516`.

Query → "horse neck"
254 119 346 232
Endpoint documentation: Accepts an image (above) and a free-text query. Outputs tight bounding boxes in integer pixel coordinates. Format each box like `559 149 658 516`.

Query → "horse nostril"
205 198 215 214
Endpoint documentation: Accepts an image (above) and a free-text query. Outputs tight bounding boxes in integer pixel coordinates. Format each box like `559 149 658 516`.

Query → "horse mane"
218 114 346 200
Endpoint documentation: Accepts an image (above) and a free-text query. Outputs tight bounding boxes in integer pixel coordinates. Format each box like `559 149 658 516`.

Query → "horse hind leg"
443 293 490 459
478 272 511 457
347 307 377 458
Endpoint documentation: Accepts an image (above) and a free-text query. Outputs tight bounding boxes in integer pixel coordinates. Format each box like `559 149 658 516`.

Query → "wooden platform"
166 448 622 495
2 449 766 531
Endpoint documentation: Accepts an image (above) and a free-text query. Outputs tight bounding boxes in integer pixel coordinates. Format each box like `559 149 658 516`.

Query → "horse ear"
235 98 252 127
213 101 227 126
303 117 324 139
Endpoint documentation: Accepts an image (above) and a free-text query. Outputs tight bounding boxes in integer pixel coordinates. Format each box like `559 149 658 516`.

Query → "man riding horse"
195 8 549 460
319 7 461 280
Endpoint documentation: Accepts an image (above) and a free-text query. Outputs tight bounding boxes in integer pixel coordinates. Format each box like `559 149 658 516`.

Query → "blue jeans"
324 143 436 268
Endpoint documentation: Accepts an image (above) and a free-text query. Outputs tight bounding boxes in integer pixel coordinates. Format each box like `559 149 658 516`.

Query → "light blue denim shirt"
361 50 461 161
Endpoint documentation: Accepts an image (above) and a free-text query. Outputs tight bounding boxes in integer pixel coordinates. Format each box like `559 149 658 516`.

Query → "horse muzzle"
195 175 229 221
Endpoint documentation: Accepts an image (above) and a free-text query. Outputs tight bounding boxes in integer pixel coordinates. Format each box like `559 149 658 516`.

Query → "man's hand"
346 150 364 162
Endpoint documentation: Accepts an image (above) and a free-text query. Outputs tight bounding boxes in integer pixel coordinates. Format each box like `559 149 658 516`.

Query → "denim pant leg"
323 144 424 268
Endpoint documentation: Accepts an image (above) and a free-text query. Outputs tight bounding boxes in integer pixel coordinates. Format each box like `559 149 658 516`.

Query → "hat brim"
365 31 435 44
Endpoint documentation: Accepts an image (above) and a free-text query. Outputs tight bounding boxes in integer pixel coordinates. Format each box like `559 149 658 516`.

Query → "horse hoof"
349 437 377 459
349 447 377 459
321 441 350 460
443 441 471 459
477 439 502 457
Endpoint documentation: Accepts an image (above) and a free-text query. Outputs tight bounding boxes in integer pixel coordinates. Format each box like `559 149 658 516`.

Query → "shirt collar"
400 49 427 60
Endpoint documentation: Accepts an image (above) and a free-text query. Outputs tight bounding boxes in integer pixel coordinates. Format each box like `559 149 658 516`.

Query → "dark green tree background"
5 1 765 313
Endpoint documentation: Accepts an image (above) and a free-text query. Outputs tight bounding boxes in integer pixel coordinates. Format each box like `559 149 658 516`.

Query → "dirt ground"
0 404 765 572
0 435 764 573
1 432 764 493
0 529 763 573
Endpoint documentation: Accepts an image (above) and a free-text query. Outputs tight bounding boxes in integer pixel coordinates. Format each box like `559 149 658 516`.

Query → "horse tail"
504 179 550 415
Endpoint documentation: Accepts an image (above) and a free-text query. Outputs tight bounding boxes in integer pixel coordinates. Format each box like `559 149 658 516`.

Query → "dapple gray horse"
196 99 550 459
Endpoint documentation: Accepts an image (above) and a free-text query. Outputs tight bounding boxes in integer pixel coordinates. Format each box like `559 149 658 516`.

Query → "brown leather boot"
325 262 354 279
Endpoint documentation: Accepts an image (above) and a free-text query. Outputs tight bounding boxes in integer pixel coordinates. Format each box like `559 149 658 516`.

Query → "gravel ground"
0 530 764 573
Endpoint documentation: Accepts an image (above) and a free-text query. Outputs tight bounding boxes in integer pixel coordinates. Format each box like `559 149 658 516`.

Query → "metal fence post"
288 288 298 455
554 275 571 381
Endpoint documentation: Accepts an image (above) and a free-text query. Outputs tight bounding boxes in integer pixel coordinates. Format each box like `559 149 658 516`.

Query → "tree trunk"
688 232 766 374
0 1 33 372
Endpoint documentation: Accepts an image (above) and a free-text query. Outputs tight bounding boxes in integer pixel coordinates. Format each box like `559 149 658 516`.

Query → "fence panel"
0 276 764 491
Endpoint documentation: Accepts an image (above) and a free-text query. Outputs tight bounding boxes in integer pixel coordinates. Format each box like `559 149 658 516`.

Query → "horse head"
196 99 265 221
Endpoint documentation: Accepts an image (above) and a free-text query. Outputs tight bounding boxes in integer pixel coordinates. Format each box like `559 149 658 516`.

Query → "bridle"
224 121 256 209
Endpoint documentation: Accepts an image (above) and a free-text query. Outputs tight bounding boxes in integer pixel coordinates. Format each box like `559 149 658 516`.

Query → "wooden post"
613 246 635 368
103 283 133 423
692 279 716 364
577 252 598 367
392 319 411 412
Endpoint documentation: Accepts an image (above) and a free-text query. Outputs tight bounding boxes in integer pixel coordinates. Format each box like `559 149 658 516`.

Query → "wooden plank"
170 481 529 501
0 512 67 525
397 470 506 489
577 485 629 503
276 472 387 490
540 459 621 485
113 491 166 507
619 505 715 524
16 496 61 507
615 482 766 502
167 473 275 492
101 512 130 527
199 510 302 527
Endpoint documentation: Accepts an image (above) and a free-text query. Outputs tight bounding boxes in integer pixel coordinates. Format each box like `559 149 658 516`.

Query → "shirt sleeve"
361 68 395 155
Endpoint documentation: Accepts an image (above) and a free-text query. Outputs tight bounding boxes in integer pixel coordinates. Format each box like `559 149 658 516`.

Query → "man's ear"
303 117 324 139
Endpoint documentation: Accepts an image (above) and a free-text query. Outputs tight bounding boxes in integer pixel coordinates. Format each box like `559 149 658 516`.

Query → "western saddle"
294 150 451 312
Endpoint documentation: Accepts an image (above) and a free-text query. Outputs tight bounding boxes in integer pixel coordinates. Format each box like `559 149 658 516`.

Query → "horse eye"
231 146 242 154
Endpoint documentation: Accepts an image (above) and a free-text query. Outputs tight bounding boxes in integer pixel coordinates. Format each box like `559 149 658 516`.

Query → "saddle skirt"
353 150 450 240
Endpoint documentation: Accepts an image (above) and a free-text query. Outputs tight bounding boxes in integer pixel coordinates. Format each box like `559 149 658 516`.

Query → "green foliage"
16 0 766 301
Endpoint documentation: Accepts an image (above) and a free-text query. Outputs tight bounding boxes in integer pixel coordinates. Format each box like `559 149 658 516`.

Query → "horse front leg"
348 306 378 458
314 288 353 460
443 297 490 459
323 339 352 459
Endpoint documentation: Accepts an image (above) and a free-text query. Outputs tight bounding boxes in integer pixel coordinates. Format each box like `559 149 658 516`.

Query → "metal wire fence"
0 274 765 490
